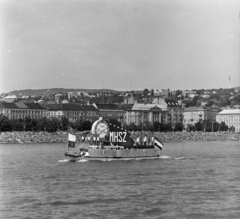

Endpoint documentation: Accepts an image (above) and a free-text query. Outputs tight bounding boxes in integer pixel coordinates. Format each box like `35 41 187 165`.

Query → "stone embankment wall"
0 131 239 144
155 131 240 142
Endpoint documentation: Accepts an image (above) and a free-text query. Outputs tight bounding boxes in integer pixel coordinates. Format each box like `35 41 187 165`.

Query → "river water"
0 141 240 219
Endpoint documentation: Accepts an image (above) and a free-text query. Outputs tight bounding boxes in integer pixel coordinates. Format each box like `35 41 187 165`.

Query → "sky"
0 0 239 94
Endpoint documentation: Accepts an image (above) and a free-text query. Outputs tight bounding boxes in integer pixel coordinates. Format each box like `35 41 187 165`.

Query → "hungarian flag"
68 133 76 147
153 137 164 150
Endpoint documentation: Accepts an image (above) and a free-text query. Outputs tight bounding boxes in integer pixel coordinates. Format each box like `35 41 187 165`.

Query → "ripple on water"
1 142 240 219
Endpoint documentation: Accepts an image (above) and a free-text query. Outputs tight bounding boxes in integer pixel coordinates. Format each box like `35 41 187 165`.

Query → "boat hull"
65 147 161 162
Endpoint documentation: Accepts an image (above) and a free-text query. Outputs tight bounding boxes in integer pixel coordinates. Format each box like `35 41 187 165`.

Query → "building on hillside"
183 106 221 129
61 100 68 104
19 99 35 104
118 104 134 127
204 91 211 95
153 89 161 97
2 95 17 103
153 98 184 126
77 91 91 97
81 104 99 122
95 104 124 122
124 103 167 127
67 92 75 99
54 94 63 103
165 99 183 128
160 89 169 98
216 109 240 132
124 93 136 104
182 90 190 97
0 102 48 120
202 94 210 99
188 91 198 99
45 104 85 122
152 97 168 106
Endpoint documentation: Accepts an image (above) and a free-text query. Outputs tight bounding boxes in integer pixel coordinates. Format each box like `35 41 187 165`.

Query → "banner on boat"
108 123 134 147
91 118 134 146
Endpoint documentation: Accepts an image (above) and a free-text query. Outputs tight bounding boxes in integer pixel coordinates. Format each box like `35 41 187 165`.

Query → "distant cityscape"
0 86 240 132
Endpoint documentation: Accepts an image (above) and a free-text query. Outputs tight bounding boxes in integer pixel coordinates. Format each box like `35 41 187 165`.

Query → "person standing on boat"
143 134 148 146
87 135 91 144
97 136 100 146
82 135 86 143
136 136 140 146
93 133 97 145
151 135 155 146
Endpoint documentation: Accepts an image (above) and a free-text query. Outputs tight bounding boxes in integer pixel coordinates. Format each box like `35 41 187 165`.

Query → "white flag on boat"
68 133 76 148
68 133 76 142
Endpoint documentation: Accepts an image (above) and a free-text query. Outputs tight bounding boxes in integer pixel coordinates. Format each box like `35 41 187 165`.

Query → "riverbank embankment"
0 131 239 144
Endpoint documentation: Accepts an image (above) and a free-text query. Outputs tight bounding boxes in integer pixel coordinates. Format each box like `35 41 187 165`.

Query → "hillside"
234 86 240 91
7 88 121 96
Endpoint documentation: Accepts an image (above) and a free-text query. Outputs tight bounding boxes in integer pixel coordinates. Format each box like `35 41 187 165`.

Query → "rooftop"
0 102 46 110
96 104 119 110
218 109 240 115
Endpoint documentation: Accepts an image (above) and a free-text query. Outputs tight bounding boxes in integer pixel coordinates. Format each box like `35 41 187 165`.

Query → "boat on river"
64 117 164 162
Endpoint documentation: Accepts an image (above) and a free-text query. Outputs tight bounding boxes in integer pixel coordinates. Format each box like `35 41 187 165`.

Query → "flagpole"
67 125 70 152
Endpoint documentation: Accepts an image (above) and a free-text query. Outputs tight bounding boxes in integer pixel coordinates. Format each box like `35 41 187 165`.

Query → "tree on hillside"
82 120 92 131
175 90 182 98
191 96 200 107
37 117 48 131
127 122 139 131
194 121 203 131
153 121 161 131
219 122 228 131
143 88 149 97
61 117 69 131
47 118 59 132
162 123 172 132
205 100 214 107
12 120 24 131
174 122 184 131
143 121 153 131
0 115 13 131
24 116 33 131
75 119 83 131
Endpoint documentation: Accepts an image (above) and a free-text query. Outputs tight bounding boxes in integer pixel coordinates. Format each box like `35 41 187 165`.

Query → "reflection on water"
0 141 240 219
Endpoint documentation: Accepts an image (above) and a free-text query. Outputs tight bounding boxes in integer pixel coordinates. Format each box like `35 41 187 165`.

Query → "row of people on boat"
79 134 157 146
133 135 156 146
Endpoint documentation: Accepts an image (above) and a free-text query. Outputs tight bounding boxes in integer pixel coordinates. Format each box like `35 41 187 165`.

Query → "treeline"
0 115 92 132
126 120 230 132
0 114 230 133
187 120 230 132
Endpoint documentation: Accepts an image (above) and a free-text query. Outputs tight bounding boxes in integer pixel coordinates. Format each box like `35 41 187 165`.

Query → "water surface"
0 141 240 219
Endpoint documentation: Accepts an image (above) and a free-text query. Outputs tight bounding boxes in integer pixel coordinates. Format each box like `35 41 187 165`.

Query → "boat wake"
175 156 196 160
77 159 88 162
175 157 186 160
58 159 70 163
160 155 196 160
160 155 171 159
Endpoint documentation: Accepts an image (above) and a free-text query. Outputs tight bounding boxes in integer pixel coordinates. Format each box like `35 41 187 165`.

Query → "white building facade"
125 103 168 126
216 109 240 132
183 106 221 129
